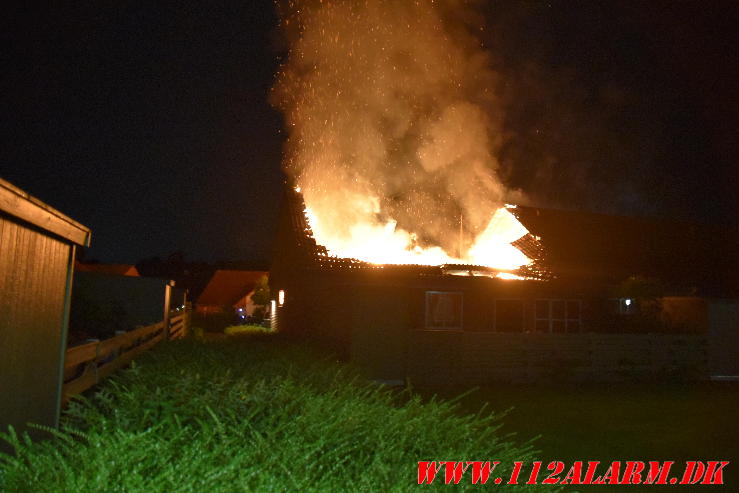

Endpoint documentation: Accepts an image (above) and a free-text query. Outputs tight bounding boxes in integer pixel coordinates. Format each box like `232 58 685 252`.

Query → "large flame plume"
273 0 532 272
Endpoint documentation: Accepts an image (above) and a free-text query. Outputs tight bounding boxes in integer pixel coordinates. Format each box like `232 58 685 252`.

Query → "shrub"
223 324 271 336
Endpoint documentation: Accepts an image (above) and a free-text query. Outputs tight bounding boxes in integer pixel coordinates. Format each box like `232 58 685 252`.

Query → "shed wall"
0 213 73 433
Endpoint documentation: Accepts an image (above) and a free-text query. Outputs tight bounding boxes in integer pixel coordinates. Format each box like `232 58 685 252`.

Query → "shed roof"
196 270 267 307
0 178 91 246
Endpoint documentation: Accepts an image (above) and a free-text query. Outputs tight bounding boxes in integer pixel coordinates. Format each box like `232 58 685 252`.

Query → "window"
495 299 524 332
535 299 582 333
278 289 285 306
425 291 463 330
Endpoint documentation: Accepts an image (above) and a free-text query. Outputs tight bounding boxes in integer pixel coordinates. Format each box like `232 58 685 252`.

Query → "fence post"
185 302 192 337
163 280 173 340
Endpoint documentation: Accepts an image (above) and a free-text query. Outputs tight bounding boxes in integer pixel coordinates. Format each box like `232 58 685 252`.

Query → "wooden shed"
0 178 91 437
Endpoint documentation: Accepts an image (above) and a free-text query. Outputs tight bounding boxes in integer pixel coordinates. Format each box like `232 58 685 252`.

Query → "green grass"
419 382 739 492
0 334 562 492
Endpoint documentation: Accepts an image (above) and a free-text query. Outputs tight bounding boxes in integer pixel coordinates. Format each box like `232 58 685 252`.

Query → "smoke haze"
272 0 521 254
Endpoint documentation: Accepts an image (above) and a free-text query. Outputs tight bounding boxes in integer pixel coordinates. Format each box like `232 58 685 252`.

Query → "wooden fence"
62 310 190 403
407 331 708 383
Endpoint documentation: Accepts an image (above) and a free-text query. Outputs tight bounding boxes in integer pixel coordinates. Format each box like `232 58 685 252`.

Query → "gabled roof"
75 261 139 277
196 270 267 307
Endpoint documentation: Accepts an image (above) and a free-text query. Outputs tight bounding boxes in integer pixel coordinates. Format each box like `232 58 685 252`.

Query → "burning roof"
277 185 737 296
279 186 548 281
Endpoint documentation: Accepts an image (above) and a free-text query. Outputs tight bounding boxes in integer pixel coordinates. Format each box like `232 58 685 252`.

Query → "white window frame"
534 299 582 333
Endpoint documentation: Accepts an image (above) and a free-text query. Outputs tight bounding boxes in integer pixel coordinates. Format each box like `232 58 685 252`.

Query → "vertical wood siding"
0 215 72 432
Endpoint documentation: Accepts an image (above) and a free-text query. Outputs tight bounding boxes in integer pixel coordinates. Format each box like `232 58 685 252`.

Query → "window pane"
535 300 549 319
495 300 524 332
567 300 580 319
535 319 549 332
425 292 463 329
552 300 565 319
566 320 581 333
551 319 566 333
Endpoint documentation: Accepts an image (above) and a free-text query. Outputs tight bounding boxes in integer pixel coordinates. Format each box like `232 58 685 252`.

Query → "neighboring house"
270 187 738 382
75 261 140 277
195 270 268 317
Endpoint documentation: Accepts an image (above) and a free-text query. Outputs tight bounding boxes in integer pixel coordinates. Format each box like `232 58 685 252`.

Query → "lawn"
419 381 739 491
1 332 562 492
3 332 735 492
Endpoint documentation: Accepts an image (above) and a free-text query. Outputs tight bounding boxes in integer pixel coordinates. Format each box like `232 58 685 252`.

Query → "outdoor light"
278 289 285 306
625 299 632 306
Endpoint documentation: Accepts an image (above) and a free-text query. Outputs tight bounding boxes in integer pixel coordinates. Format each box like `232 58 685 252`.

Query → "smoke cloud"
272 0 521 254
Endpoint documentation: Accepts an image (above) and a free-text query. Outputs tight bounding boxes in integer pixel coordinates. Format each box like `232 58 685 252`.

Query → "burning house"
267 0 736 382
269 186 736 383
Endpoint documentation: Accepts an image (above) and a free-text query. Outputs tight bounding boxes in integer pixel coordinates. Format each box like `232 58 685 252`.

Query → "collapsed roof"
275 187 549 280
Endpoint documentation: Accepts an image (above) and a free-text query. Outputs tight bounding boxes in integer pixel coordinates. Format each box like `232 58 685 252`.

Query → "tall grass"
1 334 562 492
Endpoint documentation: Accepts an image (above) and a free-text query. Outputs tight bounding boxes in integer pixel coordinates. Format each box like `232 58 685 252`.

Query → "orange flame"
301 187 532 275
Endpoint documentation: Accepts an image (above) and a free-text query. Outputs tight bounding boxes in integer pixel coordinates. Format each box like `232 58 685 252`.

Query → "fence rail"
62 311 190 403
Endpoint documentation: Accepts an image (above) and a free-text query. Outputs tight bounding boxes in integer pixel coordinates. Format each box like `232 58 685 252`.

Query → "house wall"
708 300 739 376
195 304 223 314
406 331 707 384
660 296 708 332
402 277 597 333
278 273 711 383
269 211 714 383
349 285 409 381
271 276 356 357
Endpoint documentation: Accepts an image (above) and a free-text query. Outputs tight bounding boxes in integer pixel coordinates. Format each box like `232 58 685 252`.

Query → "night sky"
3 1 737 264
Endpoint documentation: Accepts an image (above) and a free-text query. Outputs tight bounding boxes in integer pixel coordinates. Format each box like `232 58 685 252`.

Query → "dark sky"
2 1 737 264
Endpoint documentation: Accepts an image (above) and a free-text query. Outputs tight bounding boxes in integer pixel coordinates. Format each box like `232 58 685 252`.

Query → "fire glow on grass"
301 186 532 272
